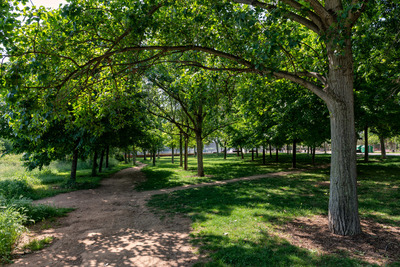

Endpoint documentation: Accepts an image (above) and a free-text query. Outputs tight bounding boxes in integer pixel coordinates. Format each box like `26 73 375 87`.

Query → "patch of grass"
22 236 54 252
137 153 331 191
147 154 399 266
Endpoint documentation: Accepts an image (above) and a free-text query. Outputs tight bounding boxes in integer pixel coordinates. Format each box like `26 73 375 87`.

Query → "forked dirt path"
11 164 298 267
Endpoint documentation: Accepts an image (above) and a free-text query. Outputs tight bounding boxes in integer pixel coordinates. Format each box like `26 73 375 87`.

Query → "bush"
0 179 34 200
0 196 70 224
0 207 27 262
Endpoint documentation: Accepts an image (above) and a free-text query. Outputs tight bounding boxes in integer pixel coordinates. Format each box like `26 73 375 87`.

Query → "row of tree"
1 0 399 236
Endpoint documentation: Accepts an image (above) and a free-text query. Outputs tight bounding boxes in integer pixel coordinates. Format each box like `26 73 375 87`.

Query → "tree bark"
312 146 316 166
251 148 254 161
224 141 227 160
275 147 279 162
70 144 79 182
124 152 128 163
269 143 272 158
380 136 386 159
153 151 156 166
184 133 188 170
180 133 183 167
143 150 147 161
325 46 361 235
99 149 105 173
262 145 266 165
132 146 136 165
92 150 98 176
172 146 175 164
240 147 244 159
196 131 205 177
215 140 219 154
364 126 369 162
256 148 258 158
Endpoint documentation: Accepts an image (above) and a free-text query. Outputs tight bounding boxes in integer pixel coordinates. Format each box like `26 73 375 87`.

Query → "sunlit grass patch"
147 154 400 266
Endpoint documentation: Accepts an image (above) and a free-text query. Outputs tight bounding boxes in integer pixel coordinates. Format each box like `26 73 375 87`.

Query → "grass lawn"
142 153 400 266
0 154 133 200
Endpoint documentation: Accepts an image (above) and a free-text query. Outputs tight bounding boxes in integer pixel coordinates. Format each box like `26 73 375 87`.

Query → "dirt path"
11 164 299 267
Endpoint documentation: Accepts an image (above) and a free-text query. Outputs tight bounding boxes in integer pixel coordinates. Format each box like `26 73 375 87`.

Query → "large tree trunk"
364 126 369 162
325 37 361 235
70 144 79 182
380 136 386 159
196 131 205 177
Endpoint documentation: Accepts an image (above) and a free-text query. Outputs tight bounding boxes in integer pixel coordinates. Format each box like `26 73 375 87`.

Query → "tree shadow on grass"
192 232 369 266
136 169 183 191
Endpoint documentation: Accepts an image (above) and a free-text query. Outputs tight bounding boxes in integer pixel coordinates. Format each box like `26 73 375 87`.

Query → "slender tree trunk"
215 141 219 154
312 146 316 166
70 144 79 183
180 133 183 167
143 150 147 161
92 151 98 176
153 151 156 166
287 144 290 154
99 149 105 173
262 145 266 165
158 150 160 160
276 147 279 162
236 148 239 157
224 141 227 160
240 147 244 159
251 148 254 161
196 132 205 177
184 134 188 170
364 125 369 162
105 145 109 168
172 146 175 164
256 148 258 158
132 146 136 165
269 143 272 158
292 139 297 169
380 136 386 159
124 152 128 163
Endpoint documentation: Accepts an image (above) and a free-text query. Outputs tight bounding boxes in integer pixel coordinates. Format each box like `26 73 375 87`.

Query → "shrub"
0 207 27 262
0 179 34 200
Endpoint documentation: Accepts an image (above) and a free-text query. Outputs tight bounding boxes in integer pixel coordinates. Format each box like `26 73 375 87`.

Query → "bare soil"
275 215 400 265
9 164 400 266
